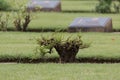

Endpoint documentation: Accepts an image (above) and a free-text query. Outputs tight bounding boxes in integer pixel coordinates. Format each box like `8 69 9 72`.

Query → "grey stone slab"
27 0 61 12
69 17 111 28
69 17 113 32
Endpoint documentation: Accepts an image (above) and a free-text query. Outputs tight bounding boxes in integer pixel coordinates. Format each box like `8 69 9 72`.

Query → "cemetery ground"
0 0 120 80
3 0 120 31
0 32 120 62
0 63 120 80
5 12 120 32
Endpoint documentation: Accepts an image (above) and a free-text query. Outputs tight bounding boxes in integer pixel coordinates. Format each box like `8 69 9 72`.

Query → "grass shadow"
62 10 95 13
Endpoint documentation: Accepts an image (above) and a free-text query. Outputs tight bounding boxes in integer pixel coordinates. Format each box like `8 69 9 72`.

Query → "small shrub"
96 0 112 13
0 0 10 11
36 34 90 63
13 8 31 31
0 13 10 31
113 0 120 13
12 0 31 31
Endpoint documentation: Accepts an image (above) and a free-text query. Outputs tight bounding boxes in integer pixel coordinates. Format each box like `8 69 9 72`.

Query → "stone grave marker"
27 0 61 12
68 17 113 32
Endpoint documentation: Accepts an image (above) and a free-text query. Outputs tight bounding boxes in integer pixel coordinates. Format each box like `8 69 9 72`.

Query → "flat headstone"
27 0 61 12
69 17 113 32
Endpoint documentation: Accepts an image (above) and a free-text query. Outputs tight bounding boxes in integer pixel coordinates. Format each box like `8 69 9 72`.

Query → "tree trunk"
55 45 80 63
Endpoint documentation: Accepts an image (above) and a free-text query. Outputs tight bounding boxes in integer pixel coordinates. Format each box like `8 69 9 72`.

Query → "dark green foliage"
36 34 90 63
96 0 112 13
0 0 10 11
96 0 120 13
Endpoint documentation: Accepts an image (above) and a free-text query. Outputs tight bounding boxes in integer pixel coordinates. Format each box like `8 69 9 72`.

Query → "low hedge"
0 0 10 11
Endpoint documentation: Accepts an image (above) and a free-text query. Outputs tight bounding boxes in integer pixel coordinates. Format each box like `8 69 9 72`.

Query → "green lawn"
62 1 98 11
1 0 119 31
0 32 120 61
28 12 120 30
0 1 120 79
1 12 120 31
0 0 120 61
0 63 120 80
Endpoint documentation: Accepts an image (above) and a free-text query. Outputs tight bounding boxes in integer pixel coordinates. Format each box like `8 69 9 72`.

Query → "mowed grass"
0 63 120 80
28 12 120 30
2 12 120 31
0 32 120 60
